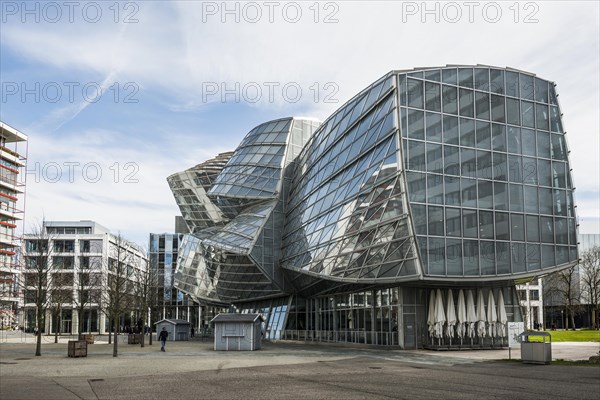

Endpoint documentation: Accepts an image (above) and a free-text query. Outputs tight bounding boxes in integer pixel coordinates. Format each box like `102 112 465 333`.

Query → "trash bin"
517 331 552 364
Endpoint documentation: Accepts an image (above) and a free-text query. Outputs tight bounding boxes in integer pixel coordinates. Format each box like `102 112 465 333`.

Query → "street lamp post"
561 309 564 330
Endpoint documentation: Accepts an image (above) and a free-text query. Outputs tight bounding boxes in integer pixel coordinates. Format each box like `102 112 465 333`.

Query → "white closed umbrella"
497 290 508 338
487 290 498 338
446 289 457 339
434 288 446 339
456 289 467 339
427 290 436 337
476 289 487 338
466 290 477 338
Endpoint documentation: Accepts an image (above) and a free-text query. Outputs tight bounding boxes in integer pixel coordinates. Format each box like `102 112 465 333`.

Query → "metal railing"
274 329 400 346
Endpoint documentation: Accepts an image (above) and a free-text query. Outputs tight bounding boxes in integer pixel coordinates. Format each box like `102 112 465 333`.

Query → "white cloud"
2 1 599 239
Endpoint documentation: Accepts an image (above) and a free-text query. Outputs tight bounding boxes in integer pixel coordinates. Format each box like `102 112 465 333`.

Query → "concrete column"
371 290 376 345
72 309 79 335
99 312 106 334
45 309 52 334
198 305 202 330
332 297 338 341
398 287 404 349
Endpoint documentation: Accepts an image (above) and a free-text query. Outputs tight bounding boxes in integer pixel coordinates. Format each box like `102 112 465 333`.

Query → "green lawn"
526 329 600 342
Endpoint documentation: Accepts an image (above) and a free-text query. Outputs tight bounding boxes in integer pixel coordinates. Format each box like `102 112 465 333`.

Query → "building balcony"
0 178 24 194
0 294 20 303
0 207 22 220
0 263 20 274
0 147 25 166
0 234 19 247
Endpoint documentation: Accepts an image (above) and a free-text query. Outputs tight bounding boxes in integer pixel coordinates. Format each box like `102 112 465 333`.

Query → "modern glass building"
170 66 578 348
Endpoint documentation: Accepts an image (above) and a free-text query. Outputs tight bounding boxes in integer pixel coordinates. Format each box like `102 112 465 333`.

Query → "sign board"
507 322 524 347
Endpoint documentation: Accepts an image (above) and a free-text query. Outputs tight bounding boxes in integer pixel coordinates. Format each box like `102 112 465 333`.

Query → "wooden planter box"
83 334 95 344
128 334 142 344
68 340 87 358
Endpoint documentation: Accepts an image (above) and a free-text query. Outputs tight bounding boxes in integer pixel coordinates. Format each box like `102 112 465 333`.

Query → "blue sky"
1 1 598 246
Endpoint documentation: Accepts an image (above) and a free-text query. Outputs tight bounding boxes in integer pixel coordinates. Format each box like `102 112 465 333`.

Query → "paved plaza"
1 332 598 399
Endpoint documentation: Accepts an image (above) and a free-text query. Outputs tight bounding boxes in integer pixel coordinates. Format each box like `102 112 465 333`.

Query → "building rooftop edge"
0 121 28 142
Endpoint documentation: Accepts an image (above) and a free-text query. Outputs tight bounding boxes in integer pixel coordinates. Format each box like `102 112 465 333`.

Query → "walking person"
159 327 169 352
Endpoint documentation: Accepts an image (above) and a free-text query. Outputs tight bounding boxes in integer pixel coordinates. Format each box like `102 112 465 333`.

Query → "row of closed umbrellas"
427 289 508 340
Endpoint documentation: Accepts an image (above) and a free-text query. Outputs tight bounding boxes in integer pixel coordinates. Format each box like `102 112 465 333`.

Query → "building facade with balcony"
23 221 148 335
0 121 27 329
170 66 578 348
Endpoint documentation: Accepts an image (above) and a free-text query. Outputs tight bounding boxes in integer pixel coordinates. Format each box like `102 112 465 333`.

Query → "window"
24 290 37 303
427 206 444 236
26 240 48 252
80 256 90 269
407 79 424 108
54 240 75 253
442 86 458 114
54 256 74 269
459 89 474 117
463 240 479 275
475 91 490 120
425 82 441 111
530 290 539 301
80 240 90 253
25 257 38 269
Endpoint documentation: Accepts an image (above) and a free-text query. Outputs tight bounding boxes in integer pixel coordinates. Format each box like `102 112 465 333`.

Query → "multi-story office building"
149 230 228 330
0 122 27 329
23 221 148 334
170 65 578 348
149 233 188 320
517 278 544 330
520 234 600 330
542 233 600 328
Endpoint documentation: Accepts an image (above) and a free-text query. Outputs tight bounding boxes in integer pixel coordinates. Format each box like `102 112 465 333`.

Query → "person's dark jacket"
159 330 169 341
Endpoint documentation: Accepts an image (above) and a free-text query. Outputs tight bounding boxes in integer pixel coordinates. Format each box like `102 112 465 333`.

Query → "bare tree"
73 257 102 340
22 222 54 356
544 266 580 330
101 233 136 357
580 246 600 329
47 271 72 343
134 257 156 347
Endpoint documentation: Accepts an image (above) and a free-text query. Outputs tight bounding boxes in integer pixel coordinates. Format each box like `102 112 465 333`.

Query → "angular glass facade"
170 66 577 347
167 152 233 233
171 118 321 303
396 67 577 279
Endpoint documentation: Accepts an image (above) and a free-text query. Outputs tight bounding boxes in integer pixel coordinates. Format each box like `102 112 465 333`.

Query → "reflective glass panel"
459 118 475 148
447 239 463 275
407 79 423 108
459 89 474 117
442 85 458 114
480 241 495 275
521 101 535 128
511 213 525 241
446 207 462 237
526 215 540 242
464 240 479 275
425 82 441 111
